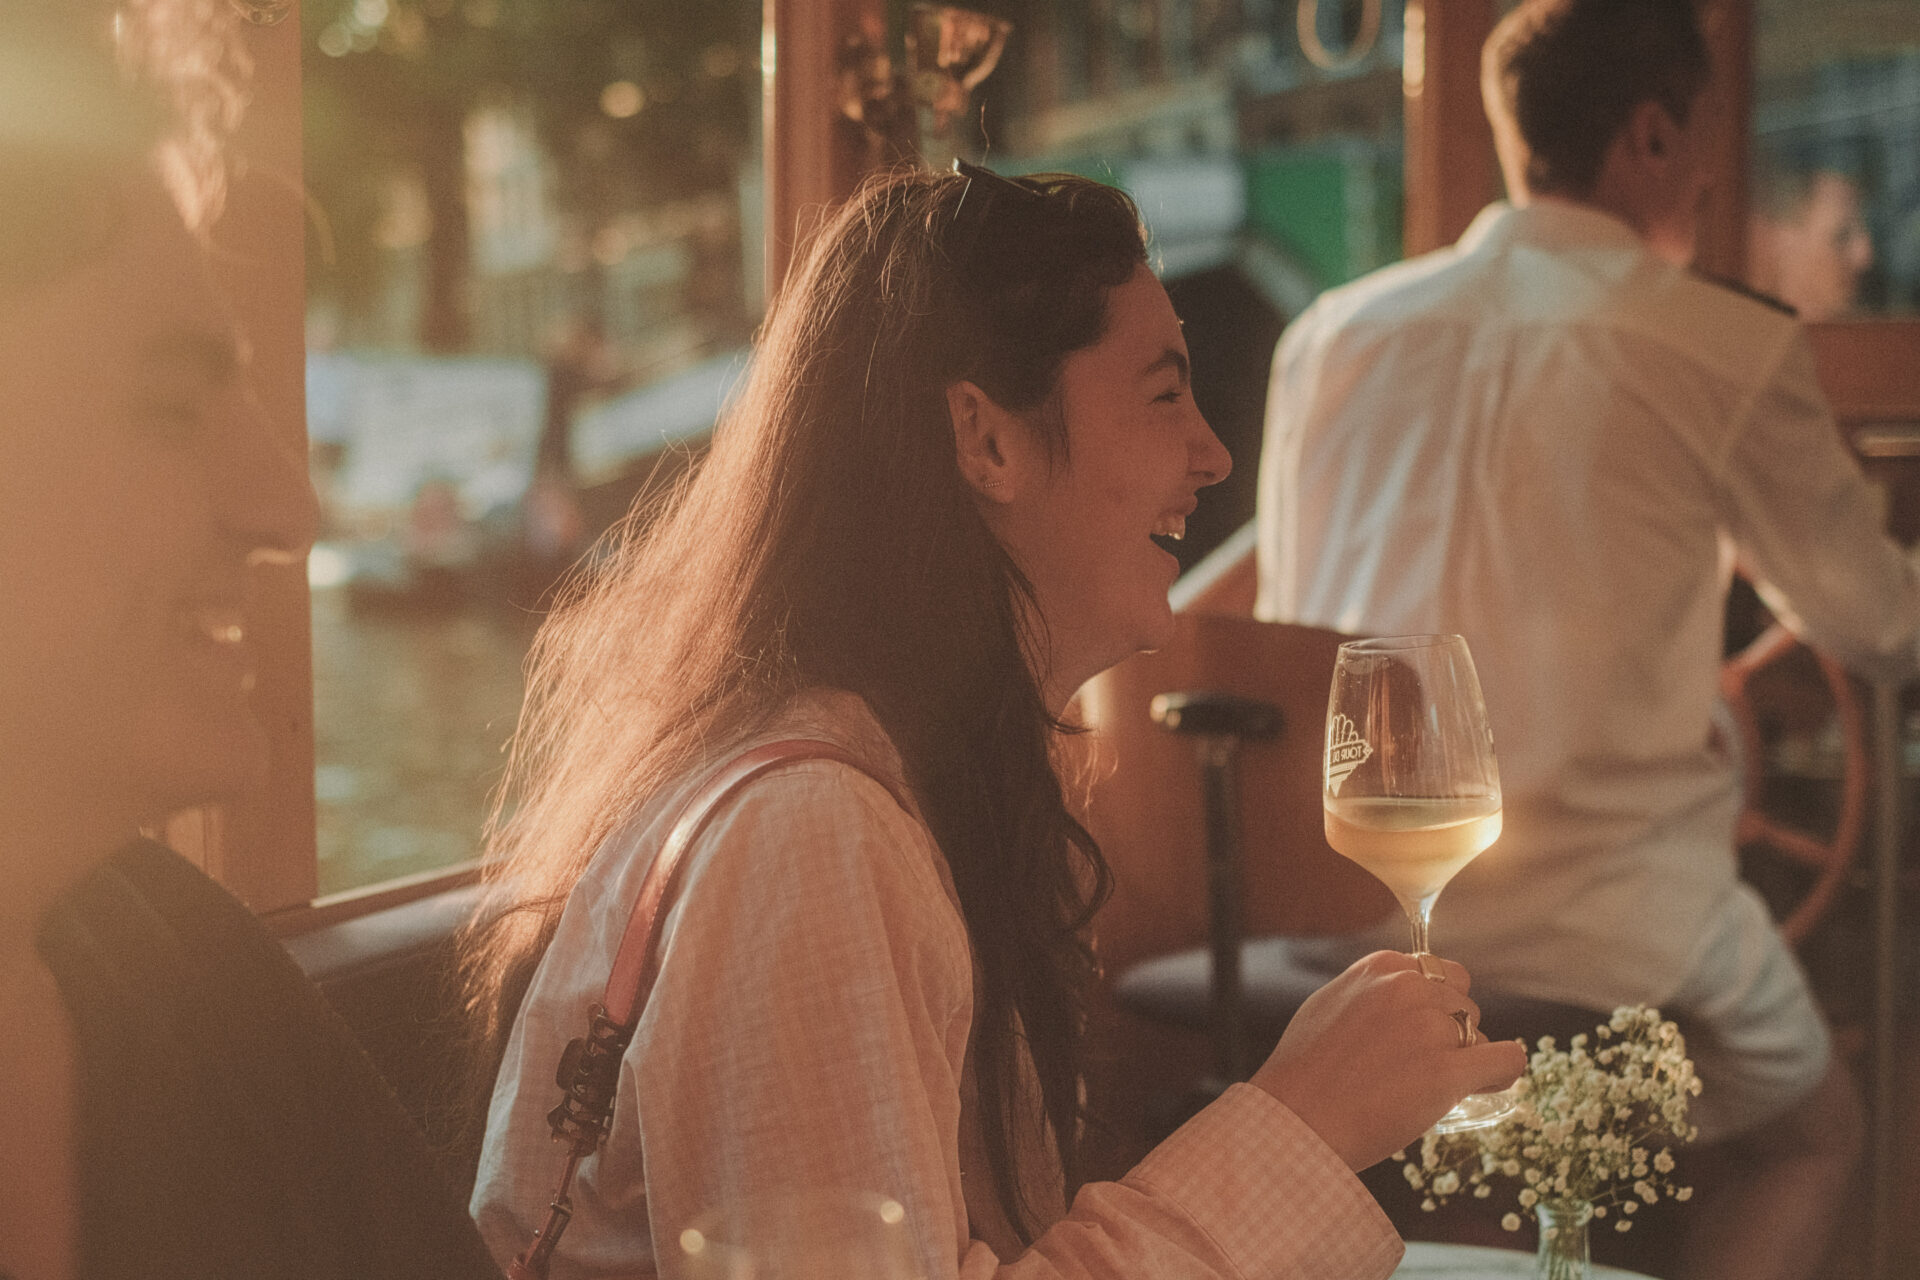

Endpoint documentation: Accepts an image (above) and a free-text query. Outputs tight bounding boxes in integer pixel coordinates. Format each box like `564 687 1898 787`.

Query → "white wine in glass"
1323 633 1517 1133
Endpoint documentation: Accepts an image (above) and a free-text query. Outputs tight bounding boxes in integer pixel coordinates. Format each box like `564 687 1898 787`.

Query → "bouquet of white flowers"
1399 1005 1702 1280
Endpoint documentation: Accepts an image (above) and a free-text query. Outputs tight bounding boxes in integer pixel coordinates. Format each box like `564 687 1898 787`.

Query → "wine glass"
669 1189 924 1280
1323 633 1517 1133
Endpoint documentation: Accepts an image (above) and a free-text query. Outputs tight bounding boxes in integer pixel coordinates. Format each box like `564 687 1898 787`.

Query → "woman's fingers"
1458 1037 1529 1096
1248 953 1524 1172
1427 955 1471 993
1352 948 1472 992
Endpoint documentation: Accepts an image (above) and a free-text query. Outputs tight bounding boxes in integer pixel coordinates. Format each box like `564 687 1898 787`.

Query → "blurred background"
298 0 1918 897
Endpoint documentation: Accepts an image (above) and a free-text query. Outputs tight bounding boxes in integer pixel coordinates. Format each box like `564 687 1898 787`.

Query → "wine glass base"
1430 1083 1521 1135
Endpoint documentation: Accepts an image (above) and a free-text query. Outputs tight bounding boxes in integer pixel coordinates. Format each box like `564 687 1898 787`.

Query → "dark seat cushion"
286 883 490 1184
38 840 501 1280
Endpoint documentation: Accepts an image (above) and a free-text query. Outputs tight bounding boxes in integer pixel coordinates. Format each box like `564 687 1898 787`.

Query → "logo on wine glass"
1325 713 1373 795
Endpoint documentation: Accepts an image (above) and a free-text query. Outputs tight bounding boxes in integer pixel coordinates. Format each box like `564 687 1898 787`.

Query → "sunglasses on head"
948 157 1046 263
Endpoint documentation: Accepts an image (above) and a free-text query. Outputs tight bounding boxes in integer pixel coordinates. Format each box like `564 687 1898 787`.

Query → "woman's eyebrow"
1140 347 1190 384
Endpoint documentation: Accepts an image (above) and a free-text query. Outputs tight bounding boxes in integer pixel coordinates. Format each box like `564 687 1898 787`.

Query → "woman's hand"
1247 950 1526 1171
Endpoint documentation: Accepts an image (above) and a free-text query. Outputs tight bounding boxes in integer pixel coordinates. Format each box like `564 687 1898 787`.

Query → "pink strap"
512 738 912 1280
600 737 912 1026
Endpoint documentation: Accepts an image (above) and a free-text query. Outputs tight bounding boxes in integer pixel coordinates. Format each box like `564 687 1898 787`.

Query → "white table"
1391 1240 1655 1278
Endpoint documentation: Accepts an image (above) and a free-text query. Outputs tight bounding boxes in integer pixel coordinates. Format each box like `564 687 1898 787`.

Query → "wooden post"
763 0 888 300
1402 0 1499 258
1692 0 1753 282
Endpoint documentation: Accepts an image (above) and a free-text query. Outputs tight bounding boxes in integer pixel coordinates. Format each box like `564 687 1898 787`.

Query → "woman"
0 5 499 1277
465 165 1522 1279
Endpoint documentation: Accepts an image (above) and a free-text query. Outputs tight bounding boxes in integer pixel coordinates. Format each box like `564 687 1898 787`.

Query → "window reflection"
1749 0 1920 318
302 1 761 895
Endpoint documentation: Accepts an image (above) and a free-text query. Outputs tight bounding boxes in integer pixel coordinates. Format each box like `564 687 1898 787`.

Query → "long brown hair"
461 165 1146 1238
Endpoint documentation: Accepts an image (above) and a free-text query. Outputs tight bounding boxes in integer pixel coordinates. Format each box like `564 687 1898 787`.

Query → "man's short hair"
1483 0 1711 198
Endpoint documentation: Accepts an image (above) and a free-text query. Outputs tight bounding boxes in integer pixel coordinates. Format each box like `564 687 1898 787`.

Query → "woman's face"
0 179 317 847
972 263 1230 706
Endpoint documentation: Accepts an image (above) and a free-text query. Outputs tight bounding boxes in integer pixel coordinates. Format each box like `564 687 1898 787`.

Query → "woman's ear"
947 379 1022 505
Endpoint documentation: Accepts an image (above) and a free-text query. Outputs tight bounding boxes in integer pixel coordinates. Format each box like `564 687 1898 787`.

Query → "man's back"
1256 199 1918 1007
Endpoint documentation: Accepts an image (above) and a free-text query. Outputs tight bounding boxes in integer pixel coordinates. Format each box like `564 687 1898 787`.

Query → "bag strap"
510 738 911 1280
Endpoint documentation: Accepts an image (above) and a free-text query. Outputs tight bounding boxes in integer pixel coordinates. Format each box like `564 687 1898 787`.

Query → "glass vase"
1534 1199 1593 1280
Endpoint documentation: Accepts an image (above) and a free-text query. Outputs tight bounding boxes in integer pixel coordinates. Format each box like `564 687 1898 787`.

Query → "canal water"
311 581 534 896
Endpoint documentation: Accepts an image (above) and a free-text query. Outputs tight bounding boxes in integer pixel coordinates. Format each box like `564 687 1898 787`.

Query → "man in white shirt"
1255 2 1920 1277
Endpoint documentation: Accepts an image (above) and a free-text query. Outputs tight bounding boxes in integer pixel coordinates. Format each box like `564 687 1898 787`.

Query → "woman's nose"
1191 412 1232 487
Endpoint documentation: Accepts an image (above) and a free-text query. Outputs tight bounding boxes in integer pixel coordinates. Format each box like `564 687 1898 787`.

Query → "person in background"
464 164 1524 1280
0 4 498 1276
1256 2 1920 1278
1748 155 1876 321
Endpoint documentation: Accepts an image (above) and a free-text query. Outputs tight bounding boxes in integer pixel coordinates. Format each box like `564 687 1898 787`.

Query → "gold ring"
1416 954 1448 983
1448 1008 1477 1048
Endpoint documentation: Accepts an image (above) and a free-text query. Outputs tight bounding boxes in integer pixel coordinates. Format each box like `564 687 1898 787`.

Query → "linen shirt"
1256 200 1920 1010
471 689 1401 1280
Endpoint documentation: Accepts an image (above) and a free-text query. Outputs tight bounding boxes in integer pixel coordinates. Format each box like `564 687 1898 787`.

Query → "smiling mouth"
189 606 247 648
1150 512 1187 554
184 605 258 691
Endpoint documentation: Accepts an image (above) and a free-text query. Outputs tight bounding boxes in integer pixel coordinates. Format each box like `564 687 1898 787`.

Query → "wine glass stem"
1403 895 1435 963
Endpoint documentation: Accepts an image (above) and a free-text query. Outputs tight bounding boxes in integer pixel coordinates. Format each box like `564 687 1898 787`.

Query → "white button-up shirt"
1256 200 1920 1009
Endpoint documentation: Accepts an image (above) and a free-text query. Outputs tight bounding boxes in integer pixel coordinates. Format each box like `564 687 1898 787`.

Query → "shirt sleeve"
966 1086 1403 1280
634 764 1402 1280
1716 333 1920 683
1254 312 1320 623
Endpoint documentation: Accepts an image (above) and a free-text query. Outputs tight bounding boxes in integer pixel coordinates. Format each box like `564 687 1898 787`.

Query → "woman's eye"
1155 387 1185 404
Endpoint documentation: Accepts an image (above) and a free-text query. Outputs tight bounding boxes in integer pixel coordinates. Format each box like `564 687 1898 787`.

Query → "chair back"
1074 545 1394 976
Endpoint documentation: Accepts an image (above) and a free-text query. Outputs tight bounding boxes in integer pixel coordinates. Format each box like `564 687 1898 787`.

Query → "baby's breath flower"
1397 1005 1696 1237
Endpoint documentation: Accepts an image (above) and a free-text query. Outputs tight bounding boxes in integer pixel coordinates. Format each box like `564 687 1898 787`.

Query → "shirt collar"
1457 199 1647 257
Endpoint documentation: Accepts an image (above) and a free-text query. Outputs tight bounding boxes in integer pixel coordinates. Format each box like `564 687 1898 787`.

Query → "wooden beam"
1808 321 1920 423
763 0 888 299
1402 0 1499 258
1694 0 1754 282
